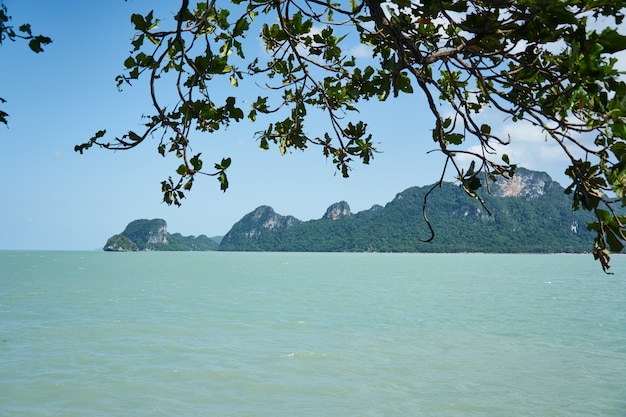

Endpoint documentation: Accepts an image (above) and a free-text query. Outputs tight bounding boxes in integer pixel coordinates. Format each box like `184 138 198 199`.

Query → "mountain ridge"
105 168 607 253
218 168 598 253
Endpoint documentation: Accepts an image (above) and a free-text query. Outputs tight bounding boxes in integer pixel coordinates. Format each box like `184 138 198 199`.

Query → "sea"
1 251 625 417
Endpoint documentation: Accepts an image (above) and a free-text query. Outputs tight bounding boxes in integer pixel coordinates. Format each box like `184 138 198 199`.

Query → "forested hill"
219 168 599 253
104 219 220 251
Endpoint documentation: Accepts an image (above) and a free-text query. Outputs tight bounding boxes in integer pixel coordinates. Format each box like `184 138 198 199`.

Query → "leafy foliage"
76 0 626 271
0 1 51 125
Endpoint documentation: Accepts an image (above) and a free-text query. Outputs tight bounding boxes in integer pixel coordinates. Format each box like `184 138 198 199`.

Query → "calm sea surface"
1 251 625 417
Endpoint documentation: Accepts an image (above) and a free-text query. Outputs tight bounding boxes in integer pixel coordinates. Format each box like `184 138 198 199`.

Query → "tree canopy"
58 0 626 271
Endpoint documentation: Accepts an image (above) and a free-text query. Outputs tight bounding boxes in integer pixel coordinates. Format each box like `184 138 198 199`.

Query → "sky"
0 0 599 250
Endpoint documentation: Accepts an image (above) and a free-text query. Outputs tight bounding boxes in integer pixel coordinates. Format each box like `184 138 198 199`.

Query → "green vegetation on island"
103 234 137 252
219 169 601 253
108 169 620 255
104 219 219 251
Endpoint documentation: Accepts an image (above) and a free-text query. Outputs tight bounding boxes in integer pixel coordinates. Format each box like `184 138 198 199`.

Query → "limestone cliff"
219 206 300 249
104 218 218 251
323 201 352 220
492 167 558 199
121 219 168 248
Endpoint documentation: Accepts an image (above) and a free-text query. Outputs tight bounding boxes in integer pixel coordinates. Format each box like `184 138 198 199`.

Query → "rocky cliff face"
121 219 168 247
104 218 218 251
492 167 558 199
323 201 352 220
219 206 301 248
222 202 355 248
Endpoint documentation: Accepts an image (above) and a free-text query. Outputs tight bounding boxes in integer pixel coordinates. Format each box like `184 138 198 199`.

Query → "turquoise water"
1 251 625 416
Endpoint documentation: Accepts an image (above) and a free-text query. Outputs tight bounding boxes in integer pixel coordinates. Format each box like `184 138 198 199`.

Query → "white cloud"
349 43 373 59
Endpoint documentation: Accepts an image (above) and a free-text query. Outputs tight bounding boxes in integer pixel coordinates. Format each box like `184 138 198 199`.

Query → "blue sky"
1 1 581 250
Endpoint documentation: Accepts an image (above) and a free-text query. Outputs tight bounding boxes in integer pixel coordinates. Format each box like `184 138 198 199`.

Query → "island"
104 219 220 251
106 168 612 254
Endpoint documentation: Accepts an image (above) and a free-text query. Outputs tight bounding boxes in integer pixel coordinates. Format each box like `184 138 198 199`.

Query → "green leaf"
124 57 136 68
598 28 626 54
467 176 481 191
606 230 624 253
446 132 464 145
131 13 147 30
18 24 32 35
145 10 157 29
129 67 139 80
176 164 187 176
233 17 249 37
596 209 612 224
131 34 145 51
468 159 478 175
128 131 142 142
190 153 203 171
163 191 174 205
396 72 413 93
220 157 231 169
28 36 51 53
218 172 229 191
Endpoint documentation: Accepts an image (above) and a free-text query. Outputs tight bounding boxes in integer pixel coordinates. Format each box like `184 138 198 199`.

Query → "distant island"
104 219 220 251
105 168 603 253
